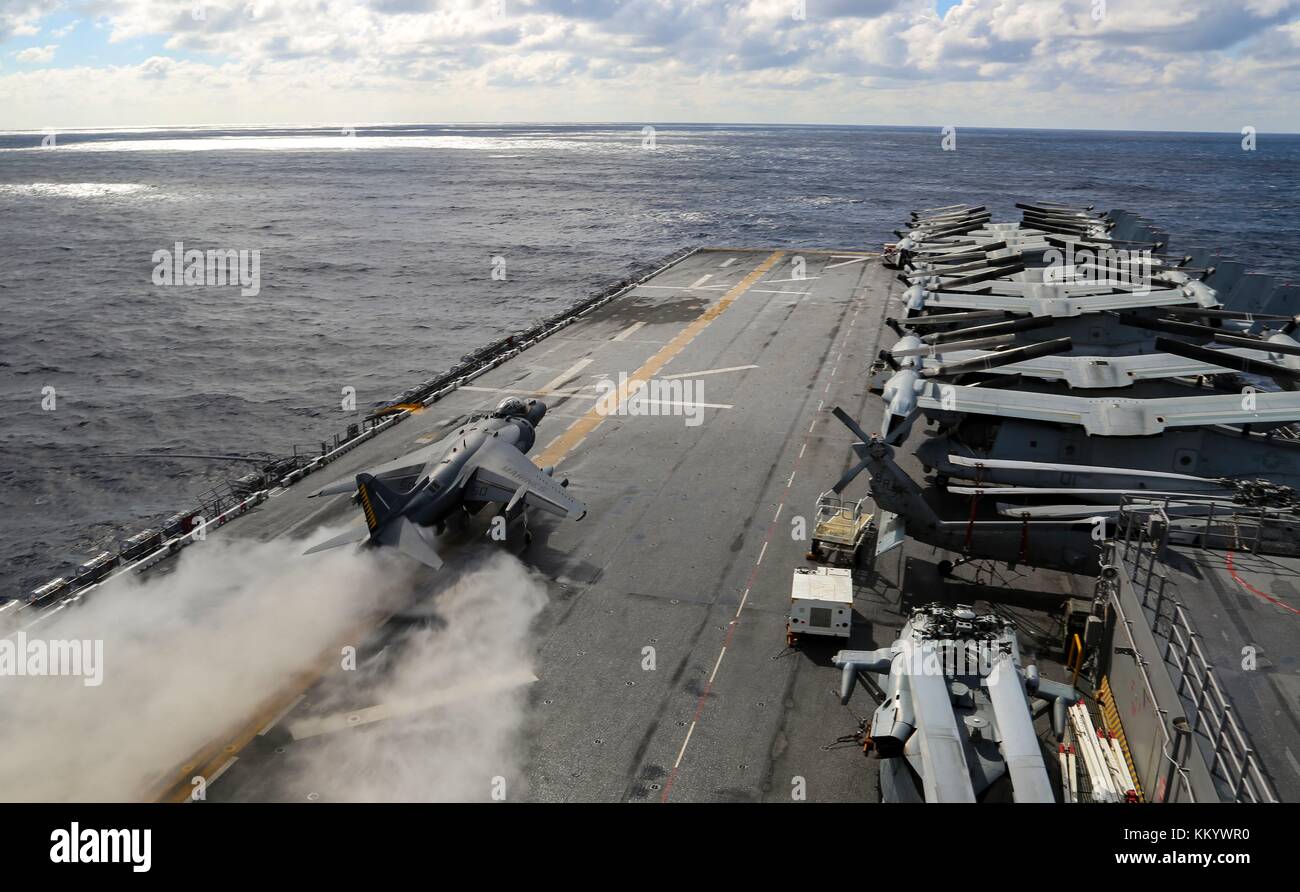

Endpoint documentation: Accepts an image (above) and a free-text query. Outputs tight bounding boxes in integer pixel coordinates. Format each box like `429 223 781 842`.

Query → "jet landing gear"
506 474 572 551
496 504 534 551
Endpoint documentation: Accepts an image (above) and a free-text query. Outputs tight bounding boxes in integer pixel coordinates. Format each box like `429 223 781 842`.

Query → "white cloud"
15 43 56 63
0 0 1295 130
0 0 46 41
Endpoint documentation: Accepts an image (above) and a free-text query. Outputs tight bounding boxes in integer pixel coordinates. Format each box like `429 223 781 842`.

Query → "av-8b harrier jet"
304 397 586 569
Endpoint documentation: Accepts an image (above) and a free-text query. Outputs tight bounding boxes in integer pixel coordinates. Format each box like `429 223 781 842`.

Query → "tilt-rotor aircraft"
304 397 586 569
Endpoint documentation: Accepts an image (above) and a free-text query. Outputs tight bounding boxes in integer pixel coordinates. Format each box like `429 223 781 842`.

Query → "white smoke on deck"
0 530 548 803
278 551 548 802
0 527 414 802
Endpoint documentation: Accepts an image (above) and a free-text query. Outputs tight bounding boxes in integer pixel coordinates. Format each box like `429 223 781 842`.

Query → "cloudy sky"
2 0 1298 132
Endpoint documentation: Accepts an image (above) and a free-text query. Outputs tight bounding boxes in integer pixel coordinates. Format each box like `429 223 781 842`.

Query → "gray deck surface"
1156 545 1300 800
134 248 1087 803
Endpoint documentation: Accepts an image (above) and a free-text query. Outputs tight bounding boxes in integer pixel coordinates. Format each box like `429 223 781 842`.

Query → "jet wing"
465 443 587 520
917 382 1300 436
307 442 443 498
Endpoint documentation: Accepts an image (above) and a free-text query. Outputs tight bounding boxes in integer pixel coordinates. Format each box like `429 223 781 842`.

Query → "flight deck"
120 246 1078 803
150 247 886 801
19 201 1292 805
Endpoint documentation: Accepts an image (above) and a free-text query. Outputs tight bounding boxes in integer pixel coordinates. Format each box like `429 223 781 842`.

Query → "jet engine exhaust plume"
0 527 417 802
274 550 548 802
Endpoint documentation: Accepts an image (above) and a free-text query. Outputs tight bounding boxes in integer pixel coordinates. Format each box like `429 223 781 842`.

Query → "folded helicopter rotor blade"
929 337 1072 377
903 253 1021 282
894 310 1010 328
1015 201 1099 217
950 485 1230 499
908 216 991 233
919 241 1009 263
1213 333 1300 358
911 238 983 252
992 502 1243 519
890 335 1015 358
1041 233 1166 252
1160 307 1292 323
912 204 986 220
909 218 992 240
923 314 1051 345
1021 213 1090 232
831 459 871 494
1155 337 1300 382
997 504 1117 519
910 209 991 226
831 406 875 444
945 453 1219 483
933 261 1027 290
1114 312 1223 339
915 204 977 217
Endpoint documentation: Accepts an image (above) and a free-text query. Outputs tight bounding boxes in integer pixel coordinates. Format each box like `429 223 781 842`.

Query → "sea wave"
0 182 153 198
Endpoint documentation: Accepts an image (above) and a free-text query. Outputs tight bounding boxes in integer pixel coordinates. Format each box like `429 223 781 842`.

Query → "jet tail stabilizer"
356 472 413 535
377 517 444 570
302 525 369 556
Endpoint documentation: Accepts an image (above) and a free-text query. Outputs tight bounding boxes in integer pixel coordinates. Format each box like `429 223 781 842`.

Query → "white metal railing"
1114 501 1281 803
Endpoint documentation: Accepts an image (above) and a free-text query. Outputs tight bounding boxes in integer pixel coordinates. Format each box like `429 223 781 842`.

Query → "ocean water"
2 123 1298 594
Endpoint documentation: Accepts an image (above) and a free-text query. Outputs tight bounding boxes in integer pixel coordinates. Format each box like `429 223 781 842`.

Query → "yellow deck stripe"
151 614 385 802
534 250 785 468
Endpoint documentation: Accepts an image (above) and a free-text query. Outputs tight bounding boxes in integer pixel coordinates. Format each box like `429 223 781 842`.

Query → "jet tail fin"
355 475 443 570
355 472 413 536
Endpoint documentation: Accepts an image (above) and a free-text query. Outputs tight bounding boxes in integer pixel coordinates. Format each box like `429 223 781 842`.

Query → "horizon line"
3 121 1298 138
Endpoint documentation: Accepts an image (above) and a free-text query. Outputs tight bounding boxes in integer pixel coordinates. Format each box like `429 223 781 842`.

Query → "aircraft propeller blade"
945 453 1219 483
994 500 1253 519
928 337 1072 378
917 241 1009 263
912 204 985 219
992 504 1128 519
1161 307 1293 324
1155 337 1300 383
949 485 1230 499
890 334 1015 358
902 253 1020 282
1015 201 1097 216
932 261 1027 290
1021 216 1089 236
1213 333 1300 358
924 314 1050 345
893 310 1010 328
1113 312 1226 339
